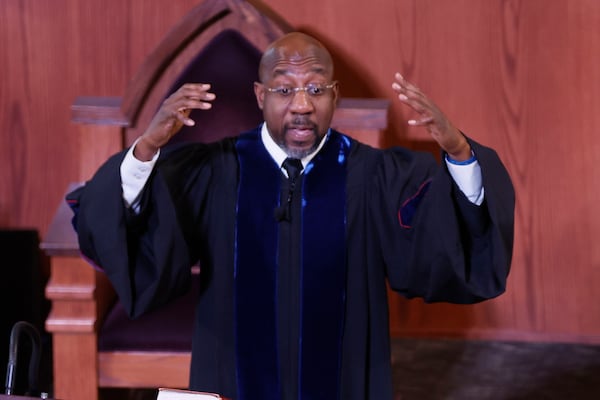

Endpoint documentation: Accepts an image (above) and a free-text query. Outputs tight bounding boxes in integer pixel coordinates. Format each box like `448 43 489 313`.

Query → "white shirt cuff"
445 159 485 205
120 138 160 209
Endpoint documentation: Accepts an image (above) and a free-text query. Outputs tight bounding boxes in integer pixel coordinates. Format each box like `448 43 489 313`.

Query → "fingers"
391 73 465 154
175 83 216 107
392 73 427 109
141 83 217 148
393 73 423 97
408 115 434 126
175 108 194 127
164 83 216 126
392 72 439 126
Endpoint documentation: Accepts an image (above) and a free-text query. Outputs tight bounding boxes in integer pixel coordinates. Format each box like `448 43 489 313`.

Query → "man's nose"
289 90 314 113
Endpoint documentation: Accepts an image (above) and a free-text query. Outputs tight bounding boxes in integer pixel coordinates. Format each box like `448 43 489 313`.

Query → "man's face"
254 38 338 159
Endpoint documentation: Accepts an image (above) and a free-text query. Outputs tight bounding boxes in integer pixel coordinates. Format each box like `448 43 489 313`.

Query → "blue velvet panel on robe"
235 130 350 400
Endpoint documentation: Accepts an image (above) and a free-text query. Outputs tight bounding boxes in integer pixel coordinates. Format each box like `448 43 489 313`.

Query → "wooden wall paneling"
495 1 600 341
0 0 204 228
531 1 600 339
0 1 76 228
387 0 536 340
573 2 600 335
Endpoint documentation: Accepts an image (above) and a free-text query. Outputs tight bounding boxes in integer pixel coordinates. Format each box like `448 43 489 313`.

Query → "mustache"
286 117 316 129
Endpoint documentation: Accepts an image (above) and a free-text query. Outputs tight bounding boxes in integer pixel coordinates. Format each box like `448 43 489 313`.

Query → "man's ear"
332 82 339 105
254 82 265 110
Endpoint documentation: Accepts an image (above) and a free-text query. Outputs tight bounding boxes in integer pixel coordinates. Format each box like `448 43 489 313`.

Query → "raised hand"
392 73 471 161
134 83 216 161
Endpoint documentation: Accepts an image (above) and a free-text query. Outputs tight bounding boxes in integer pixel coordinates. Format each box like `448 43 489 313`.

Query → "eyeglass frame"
261 81 338 99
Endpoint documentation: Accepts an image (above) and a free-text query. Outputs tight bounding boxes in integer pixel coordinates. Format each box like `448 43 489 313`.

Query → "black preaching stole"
235 130 350 400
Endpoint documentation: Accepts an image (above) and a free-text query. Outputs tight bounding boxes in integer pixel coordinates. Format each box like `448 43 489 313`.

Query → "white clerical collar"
260 122 329 172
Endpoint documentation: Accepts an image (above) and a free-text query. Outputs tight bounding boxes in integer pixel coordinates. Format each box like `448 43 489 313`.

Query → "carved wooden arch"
120 0 292 128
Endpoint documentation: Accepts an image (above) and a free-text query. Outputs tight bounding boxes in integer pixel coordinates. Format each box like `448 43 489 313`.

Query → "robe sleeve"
376 138 515 304
67 143 218 318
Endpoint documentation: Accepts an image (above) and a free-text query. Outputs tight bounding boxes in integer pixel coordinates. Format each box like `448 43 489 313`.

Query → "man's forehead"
261 46 332 79
266 45 326 65
259 32 333 80
270 57 328 75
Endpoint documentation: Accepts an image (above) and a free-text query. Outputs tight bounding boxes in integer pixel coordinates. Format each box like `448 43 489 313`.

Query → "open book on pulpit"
157 388 230 400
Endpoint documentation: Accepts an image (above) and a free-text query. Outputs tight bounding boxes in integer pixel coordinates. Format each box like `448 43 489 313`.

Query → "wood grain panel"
2 0 600 344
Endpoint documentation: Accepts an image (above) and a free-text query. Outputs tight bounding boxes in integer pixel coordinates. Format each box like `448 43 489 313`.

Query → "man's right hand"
134 83 216 161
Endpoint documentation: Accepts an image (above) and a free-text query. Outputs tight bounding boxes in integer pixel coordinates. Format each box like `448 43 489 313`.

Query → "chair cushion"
98 279 198 352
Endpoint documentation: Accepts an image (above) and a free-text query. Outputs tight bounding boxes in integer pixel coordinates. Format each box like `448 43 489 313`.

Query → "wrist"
133 137 159 161
445 136 472 161
446 150 476 165
440 126 472 161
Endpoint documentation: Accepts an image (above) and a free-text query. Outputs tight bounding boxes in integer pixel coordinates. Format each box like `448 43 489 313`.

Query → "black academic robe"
68 127 514 400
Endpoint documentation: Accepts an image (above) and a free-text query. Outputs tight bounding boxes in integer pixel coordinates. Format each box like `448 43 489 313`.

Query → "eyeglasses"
264 81 337 98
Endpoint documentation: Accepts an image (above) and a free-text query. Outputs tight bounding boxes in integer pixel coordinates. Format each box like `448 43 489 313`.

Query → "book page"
157 388 223 400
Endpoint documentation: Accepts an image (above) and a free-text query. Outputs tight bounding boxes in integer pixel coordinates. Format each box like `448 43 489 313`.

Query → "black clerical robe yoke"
68 128 515 400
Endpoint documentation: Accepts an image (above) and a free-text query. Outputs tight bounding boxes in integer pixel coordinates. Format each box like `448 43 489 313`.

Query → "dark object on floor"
0 230 51 397
5 321 42 396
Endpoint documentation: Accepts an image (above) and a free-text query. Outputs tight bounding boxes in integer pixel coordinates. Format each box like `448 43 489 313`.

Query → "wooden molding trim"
71 95 389 131
98 351 192 388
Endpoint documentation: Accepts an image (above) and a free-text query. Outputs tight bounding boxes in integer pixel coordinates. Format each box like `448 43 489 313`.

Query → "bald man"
68 32 514 400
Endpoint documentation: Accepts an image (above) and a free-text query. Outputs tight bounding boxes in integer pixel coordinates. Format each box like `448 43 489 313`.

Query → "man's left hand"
392 72 471 161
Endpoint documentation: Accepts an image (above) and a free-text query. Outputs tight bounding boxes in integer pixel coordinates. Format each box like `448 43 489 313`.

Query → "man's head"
254 32 338 159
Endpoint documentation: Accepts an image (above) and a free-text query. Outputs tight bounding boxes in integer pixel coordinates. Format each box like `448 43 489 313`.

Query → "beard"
279 118 321 159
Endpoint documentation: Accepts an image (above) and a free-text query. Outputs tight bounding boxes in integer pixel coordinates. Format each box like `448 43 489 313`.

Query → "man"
68 32 514 400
